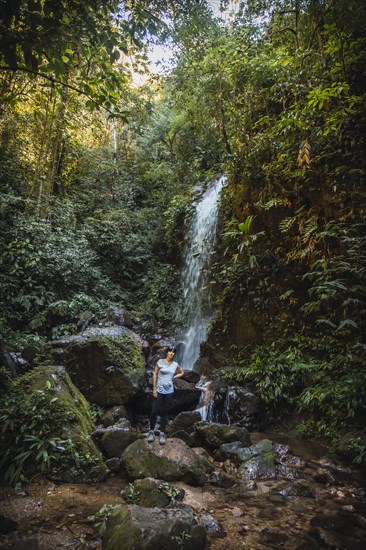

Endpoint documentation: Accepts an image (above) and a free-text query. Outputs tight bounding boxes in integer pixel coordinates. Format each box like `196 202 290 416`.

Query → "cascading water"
178 175 226 371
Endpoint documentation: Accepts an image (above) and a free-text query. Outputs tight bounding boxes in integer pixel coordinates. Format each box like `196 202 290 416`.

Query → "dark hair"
166 346 176 353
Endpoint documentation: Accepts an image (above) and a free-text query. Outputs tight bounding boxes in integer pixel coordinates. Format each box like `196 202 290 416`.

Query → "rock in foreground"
102 504 206 550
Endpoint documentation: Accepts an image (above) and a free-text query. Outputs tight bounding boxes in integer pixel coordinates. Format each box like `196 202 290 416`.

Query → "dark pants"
150 392 173 433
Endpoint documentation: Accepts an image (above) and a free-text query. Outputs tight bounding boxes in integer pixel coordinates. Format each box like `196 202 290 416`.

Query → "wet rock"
312 467 337 485
277 464 302 480
100 419 142 458
102 504 206 550
238 452 277 480
273 442 292 458
61 332 146 406
121 478 185 508
214 441 247 462
222 386 260 430
0 515 18 534
194 422 251 450
198 514 226 538
273 443 305 469
236 440 277 480
121 437 212 486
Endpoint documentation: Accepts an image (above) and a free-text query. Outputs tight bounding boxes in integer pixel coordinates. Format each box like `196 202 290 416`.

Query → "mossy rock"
102 504 206 550
238 452 276 479
63 333 146 406
121 438 210 486
194 422 251 450
0 364 108 483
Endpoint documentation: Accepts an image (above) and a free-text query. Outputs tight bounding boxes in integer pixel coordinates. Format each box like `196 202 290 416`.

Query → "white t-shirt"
156 359 180 394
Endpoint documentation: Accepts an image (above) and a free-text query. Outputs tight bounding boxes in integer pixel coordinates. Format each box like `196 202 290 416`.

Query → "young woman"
147 346 184 445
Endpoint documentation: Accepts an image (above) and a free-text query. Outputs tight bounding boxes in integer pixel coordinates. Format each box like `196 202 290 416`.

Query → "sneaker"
159 432 166 445
147 430 155 442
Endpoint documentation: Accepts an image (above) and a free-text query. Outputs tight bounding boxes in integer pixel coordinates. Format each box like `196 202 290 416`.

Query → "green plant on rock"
91 504 122 537
0 367 105 483
122 483 141 504
171 530 192 550
223 342 319 422
158 481 183 503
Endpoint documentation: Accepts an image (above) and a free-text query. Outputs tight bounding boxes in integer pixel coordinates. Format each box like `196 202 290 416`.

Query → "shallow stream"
1 432 365 550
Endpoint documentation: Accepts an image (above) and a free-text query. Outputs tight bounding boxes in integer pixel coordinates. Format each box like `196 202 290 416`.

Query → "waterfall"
178 175 226 370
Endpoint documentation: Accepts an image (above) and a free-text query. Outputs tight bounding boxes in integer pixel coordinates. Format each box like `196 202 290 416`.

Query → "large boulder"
165 411 202 447
99 419 143 458
102 504 206 550
169 378 201 413
60 331 147 406
121 438 212 486
194 422 251 450
0 365 108 483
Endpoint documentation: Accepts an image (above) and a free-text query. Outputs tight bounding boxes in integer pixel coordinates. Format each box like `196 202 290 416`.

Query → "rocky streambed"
0 429 365 550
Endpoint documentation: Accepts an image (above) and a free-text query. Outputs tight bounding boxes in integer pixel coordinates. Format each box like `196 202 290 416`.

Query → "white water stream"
178 175 226 370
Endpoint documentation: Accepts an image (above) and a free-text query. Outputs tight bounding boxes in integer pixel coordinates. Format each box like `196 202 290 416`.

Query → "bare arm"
152 364 159 397
173 366 184 380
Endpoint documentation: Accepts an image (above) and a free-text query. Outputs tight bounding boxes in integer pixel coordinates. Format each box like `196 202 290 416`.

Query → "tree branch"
0 65 116 116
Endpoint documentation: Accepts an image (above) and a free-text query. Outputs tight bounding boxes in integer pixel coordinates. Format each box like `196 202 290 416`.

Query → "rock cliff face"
200 180 312 368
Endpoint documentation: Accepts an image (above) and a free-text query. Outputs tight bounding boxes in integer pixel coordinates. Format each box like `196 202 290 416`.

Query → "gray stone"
121 437 212 486
100 421 142 458
198 514 226 538
194 422 251 450
102 504 206 550
238 452 277 480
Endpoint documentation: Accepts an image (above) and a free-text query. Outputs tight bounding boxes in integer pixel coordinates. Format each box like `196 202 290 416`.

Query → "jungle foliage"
0 0 365 461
